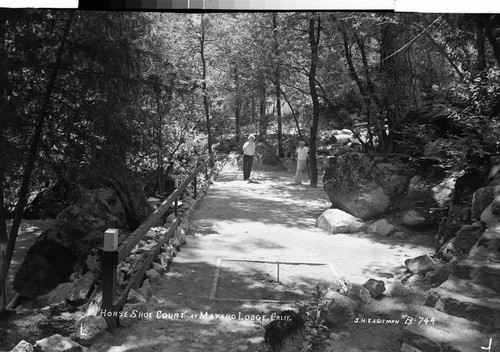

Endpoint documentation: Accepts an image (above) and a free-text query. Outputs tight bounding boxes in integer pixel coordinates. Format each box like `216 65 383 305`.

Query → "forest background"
0 11 500 305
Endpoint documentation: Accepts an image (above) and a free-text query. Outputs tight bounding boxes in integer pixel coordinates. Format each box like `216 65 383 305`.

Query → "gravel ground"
88 163 435 352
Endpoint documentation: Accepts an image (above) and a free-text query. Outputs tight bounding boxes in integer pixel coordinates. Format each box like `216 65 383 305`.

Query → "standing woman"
243 134 256 181
294 140 309 185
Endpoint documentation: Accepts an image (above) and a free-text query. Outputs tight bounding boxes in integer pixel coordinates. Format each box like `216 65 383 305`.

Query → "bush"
214 138 239 154
463 68 500 117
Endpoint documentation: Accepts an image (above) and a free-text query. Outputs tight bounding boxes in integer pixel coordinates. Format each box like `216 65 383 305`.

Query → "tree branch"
413 25 465 80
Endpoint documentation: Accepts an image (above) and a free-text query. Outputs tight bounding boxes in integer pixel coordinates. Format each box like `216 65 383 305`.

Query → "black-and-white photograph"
0 6 499 352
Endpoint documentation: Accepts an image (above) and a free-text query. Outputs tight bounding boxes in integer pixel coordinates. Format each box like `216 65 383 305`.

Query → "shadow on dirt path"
90 163 436 352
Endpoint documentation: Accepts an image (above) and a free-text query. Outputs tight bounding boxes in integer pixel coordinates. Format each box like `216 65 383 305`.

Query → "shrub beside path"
89 163 435 352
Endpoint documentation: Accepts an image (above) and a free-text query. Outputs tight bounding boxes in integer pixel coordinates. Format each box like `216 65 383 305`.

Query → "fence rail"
101 153 214 327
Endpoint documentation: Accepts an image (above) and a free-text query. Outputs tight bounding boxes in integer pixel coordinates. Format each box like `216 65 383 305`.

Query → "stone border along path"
89 159 436 352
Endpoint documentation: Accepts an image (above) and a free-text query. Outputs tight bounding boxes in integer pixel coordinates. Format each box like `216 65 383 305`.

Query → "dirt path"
90 164 435 352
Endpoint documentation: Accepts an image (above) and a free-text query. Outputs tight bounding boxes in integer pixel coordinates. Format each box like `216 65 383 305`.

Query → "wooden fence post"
205 154 211 180
174 179 179 217
193 176 197 199
1 243 5 309
102 228 119 328
96 153 213 327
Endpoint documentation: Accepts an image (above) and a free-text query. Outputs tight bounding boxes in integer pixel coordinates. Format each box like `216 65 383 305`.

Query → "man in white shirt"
242 134 256 181
294 140 309 185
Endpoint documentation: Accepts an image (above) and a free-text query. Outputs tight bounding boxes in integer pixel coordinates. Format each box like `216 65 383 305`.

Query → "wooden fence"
101 153 215 327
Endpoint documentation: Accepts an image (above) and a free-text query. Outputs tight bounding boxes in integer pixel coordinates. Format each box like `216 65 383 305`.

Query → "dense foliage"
1 11 500 305
0 9 499 213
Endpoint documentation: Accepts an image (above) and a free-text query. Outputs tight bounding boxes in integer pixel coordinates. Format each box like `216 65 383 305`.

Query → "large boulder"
425 261 455 287
15 175 151 299
437 203 471 246
34 334 83 352
405 255 437 275
316 209 365 234
323 153 410 220
487 155 500 185
492 195 500 215
362 278 386 298
481 204 500 229
402 210 431 229
370 219 395 236
433 168 487 209
73 315 108 346
31 272 95 308
468 228 500 260
145 268 162 284
105 165 153 226
24 180 79 219
471 186 500 220
406 175 433 201
14 239 76 299
431 174 459 207
320 289 359 327
438 223 485 261
459 166 489 196
12 340 34 352
407 104 461 136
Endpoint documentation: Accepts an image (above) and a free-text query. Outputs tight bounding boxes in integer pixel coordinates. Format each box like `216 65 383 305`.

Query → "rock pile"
9 158 225 351
14 177 152 299
316 209 366 234
362 278 386 298
401 156 500 352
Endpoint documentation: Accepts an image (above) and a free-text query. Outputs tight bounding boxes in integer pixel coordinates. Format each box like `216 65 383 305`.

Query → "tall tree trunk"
0 11 8 309
0 131 5 309
0 11 8 244
154 82 164 194
355 32 380 149
251 96 255 124
336 18 372 118
276 84 283 155
234 65 241 144
0 12 74 304
485 15 500 66
380 13 421 153
200 14 212 154
279 87 303 141
355 33 379 109
333 17 375 150
339 30 372 149
473 16 486 75
308 13 321 188
0 129 5 247
259 73 267 139
273 13 284 157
